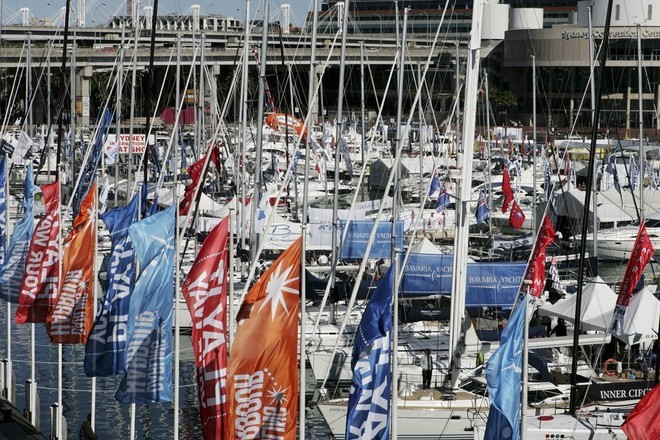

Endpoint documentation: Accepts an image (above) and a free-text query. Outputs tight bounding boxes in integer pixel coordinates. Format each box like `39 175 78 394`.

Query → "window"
649 4 653 21
615 4 620 21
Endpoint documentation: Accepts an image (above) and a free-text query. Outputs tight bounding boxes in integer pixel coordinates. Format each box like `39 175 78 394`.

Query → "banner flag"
0 165 38 303
84 194 140 376
0 159 6 266
182 217 230 440
15 181 60 324
115 205 175 404
340 220 404 259
345 267 393 439
47 182 97 343
608 224 654 336
226 238 302 440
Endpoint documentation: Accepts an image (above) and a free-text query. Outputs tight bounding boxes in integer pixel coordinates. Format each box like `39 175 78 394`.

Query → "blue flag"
435 184 450 212
115 205 175 403
428 174 440 196
0 159 6 266
484 297 525 440
284 150 303 187
630 156 639 191
84 194 140 377
346 267 393 439
476 190 489 224
543 157 552 201
0 165 37 303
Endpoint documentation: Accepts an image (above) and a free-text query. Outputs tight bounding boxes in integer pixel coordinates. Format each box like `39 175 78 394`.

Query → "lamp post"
418 11 429 38
374 13 383 35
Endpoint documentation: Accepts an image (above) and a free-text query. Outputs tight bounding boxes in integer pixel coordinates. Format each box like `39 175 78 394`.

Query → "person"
420 349 433 390
550 318 568 337
79 414 97 440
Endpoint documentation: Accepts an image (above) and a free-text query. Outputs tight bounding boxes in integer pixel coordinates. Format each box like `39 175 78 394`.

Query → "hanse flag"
345 266 393 439
508 200 526 229
621 383 660 440
84 193 140 377
47 181 97 343
226 237 302 440
501 167 514 213
15 181 60 324
115 205 175 404
0 165 38 303
608 223 654 337
182 217 230 440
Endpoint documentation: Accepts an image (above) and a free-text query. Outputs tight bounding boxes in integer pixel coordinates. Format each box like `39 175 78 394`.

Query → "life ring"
603 358 618 376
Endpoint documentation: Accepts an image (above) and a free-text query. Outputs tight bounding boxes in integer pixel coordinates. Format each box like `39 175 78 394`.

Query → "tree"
489 87 518 126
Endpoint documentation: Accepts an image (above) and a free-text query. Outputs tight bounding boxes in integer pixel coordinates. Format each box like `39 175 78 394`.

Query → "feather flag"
84 194 140 377
476 190 489 225
501 167 514 213
47 182 97 343
0 165 38 303
115 205 175 404
226 238 302 440
182 217 229 440
508 200 525 229
608 223 654 337
15 181 60 324
345 267 393 439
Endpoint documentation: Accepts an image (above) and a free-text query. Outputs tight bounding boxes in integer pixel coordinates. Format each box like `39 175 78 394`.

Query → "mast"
448 0 483 390
239 0 250 281
637 23 644 213
588 4 598 259
570 0 614 415
115 24 126 206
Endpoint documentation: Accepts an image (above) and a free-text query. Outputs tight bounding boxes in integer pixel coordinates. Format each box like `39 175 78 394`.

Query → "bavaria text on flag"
621 383 660 440
508 200 526 229
476 190 489 225
182 217 229 440
226 238 302 440
0 165 38 303
47 182 97 343
484 296 526 440
608 223 654 336
345 267 393 440
115 205 175 404
15 181 60 324
501 167 514 213
84 194 140 377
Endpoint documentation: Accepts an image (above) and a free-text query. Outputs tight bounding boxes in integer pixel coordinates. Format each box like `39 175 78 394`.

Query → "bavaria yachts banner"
15 180 60 324
47 182 97 343
340 220 404 259
84 194 140 376
400 254 526 307
0 165 37 303
115 206 175 403
182 217 229 440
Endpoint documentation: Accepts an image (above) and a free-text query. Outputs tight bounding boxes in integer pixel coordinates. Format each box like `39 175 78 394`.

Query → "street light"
418 11 429 39
374 13 383 36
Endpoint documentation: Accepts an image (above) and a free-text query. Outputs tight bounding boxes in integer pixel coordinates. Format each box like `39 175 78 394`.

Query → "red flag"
226 238 302 440
47 182 97 343
608 223 654 335
621 383 660 440
179 145 222 216
522 216 556 298
508 200 526 229
182 217 230 440
501 167 514 213
15 181 60 324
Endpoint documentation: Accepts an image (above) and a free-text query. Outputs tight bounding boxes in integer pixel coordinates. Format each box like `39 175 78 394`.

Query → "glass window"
615 4 620 21
649 4 653 21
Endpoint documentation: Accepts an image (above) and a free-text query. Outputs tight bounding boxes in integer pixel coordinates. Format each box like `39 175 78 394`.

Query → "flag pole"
172 33 181 440
521 281 531 440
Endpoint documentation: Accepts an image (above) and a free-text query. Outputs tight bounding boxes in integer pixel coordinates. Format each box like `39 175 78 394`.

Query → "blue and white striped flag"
0 165 37 303
84 194 140 377
346 266 393 439
115 205 175 403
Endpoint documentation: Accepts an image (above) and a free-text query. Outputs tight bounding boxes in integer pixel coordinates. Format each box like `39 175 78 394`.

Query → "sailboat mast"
448 0 483 390
588 6 598 259
637 23 644 212
141 0 159 185
570 0 614 415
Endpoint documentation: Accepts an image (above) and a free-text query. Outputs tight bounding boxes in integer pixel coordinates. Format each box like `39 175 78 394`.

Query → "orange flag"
226 238 302 440
47 182 97 343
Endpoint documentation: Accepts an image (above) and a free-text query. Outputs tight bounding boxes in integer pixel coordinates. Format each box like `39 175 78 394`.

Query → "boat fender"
603 358 618 376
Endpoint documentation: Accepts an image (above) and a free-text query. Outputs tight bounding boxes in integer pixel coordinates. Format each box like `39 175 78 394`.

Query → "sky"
3 0 313 27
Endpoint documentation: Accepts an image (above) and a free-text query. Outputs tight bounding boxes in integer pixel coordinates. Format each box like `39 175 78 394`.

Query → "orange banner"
47 182 97 343
226 238 302 439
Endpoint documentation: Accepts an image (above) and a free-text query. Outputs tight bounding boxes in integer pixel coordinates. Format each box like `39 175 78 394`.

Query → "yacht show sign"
103 134 155 155
340 220 404 259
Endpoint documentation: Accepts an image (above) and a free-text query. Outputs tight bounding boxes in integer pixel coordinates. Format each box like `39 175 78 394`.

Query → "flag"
254 192 272 234
501 167 514 213
0 159 6 266
315 153 326 183
476 190 489 225
568 159 576 188
508 200 525 229
606 155 623 202
484 295 525 440
338 138 354 178
621 383 660 440
428 174 440 196
179 151 207 216
182 217 229 440
284 150 302 187
226 238 302 440
84 194 140 377
630 156 639 191
15 181 60 324
435 182 450 212
47 182 97 343
514 156 522 192
115 205 175 404
608 223 654 337
10 130 33 165
345 267 393 439
99 175 110 213
543 156 552 201
517 216 556 304
0 165 38 303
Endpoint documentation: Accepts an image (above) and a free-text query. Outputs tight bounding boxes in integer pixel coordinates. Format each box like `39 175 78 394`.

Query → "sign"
103 134 155 155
